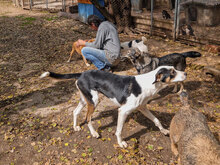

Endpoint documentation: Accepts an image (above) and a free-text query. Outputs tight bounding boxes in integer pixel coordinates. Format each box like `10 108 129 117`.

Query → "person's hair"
87 15 103 27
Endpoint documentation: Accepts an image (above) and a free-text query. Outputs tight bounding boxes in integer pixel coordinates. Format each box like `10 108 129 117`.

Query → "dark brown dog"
170 91 220 165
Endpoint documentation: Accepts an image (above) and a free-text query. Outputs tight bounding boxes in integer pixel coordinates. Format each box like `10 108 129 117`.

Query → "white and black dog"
40 66 187 148
121 36 148 53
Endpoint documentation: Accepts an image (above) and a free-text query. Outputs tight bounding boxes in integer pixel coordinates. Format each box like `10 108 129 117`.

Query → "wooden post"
176 0 180 38
62 0 66 12
30 0 33 10
173 0 179 41
150 0 154 36
64 0 66 12
46 0 48 9
21 0 24 8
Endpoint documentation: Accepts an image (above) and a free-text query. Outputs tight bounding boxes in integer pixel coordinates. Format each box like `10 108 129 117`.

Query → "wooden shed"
181 0 220 26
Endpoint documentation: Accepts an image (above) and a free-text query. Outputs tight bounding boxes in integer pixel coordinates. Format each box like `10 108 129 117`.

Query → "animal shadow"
91 107 174 142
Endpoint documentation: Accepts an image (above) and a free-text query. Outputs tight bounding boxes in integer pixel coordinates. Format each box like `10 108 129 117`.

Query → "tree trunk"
109 0 133 34
90 0 134 34
90 0 115 23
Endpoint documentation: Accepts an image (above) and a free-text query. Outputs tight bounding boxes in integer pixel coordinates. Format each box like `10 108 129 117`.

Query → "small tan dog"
170 91 220 165
67 39 95 66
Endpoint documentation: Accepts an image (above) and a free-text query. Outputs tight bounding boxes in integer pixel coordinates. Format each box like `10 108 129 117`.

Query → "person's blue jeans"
81 47 111 70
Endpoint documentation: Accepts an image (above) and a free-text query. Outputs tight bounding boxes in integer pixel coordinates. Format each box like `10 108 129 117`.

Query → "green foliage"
19 16 36 26
44 17 58 21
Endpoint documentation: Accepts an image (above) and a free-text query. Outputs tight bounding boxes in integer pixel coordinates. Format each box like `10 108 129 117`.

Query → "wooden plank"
135 24 173 38
133 18 173 30
178 36 220 46
78 0 92 4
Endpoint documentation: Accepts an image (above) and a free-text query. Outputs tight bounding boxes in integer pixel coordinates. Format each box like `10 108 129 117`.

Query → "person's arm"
85 25 106 49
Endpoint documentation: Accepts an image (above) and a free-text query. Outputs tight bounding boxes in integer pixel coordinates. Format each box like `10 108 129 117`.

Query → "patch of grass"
20 17 36 26
0 15 9 18
23 17 36 21
21 21 33 26
15 15 25 19
44 16 57 21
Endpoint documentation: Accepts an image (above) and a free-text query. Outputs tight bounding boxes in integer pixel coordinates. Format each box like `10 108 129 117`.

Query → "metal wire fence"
177 0 220 45
12 0 220 45
129 0 220 45
13 0 77 11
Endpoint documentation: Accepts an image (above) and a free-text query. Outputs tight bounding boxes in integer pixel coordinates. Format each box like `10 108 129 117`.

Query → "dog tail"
40 71 81 79
182 51 201 58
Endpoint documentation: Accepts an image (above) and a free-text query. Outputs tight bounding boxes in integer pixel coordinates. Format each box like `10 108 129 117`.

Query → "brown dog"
170 91 220 165
67 39 95 66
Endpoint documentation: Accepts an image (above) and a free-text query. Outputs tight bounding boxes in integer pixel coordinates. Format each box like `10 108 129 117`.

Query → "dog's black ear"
153 68 169 84
153 72 164 84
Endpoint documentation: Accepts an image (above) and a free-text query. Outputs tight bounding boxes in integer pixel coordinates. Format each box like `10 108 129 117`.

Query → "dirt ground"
0 1 219 165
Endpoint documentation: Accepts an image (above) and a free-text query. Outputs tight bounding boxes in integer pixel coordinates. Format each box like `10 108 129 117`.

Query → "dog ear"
153 68 171 84
141 36 147 42
152 72 163 84
139 40 144 45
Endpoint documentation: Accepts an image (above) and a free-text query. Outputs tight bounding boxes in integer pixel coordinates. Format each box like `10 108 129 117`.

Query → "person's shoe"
101 65 112 72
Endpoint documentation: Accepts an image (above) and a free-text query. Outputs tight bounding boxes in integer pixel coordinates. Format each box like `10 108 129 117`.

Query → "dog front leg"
82 55 90 67
172 83 178 93
138 105 169 135
177 82 184 94
115 107 134 148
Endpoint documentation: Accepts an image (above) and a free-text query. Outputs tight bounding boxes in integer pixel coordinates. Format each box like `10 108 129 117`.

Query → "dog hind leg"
87 103 99 138
138 105 169 135
73 91 86 131
86 90 99 138
68 43 76 62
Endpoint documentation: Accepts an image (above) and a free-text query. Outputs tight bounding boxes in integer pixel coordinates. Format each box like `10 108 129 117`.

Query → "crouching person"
77 15 121 72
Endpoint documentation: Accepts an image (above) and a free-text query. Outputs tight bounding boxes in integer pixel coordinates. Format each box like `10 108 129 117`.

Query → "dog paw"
85 63 90 67
91 131 100 138
177 90 183 95
172 88 178 93
119 141 128 148
161 129 169 135
74 126 81 131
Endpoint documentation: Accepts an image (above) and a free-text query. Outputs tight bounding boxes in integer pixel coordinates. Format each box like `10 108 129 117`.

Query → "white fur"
132 40 148 53
121 36 148 53
40 72 50 78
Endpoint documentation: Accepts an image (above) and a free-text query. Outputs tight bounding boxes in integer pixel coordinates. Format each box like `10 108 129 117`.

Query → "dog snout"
127 49 136 56
184 72 187 76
